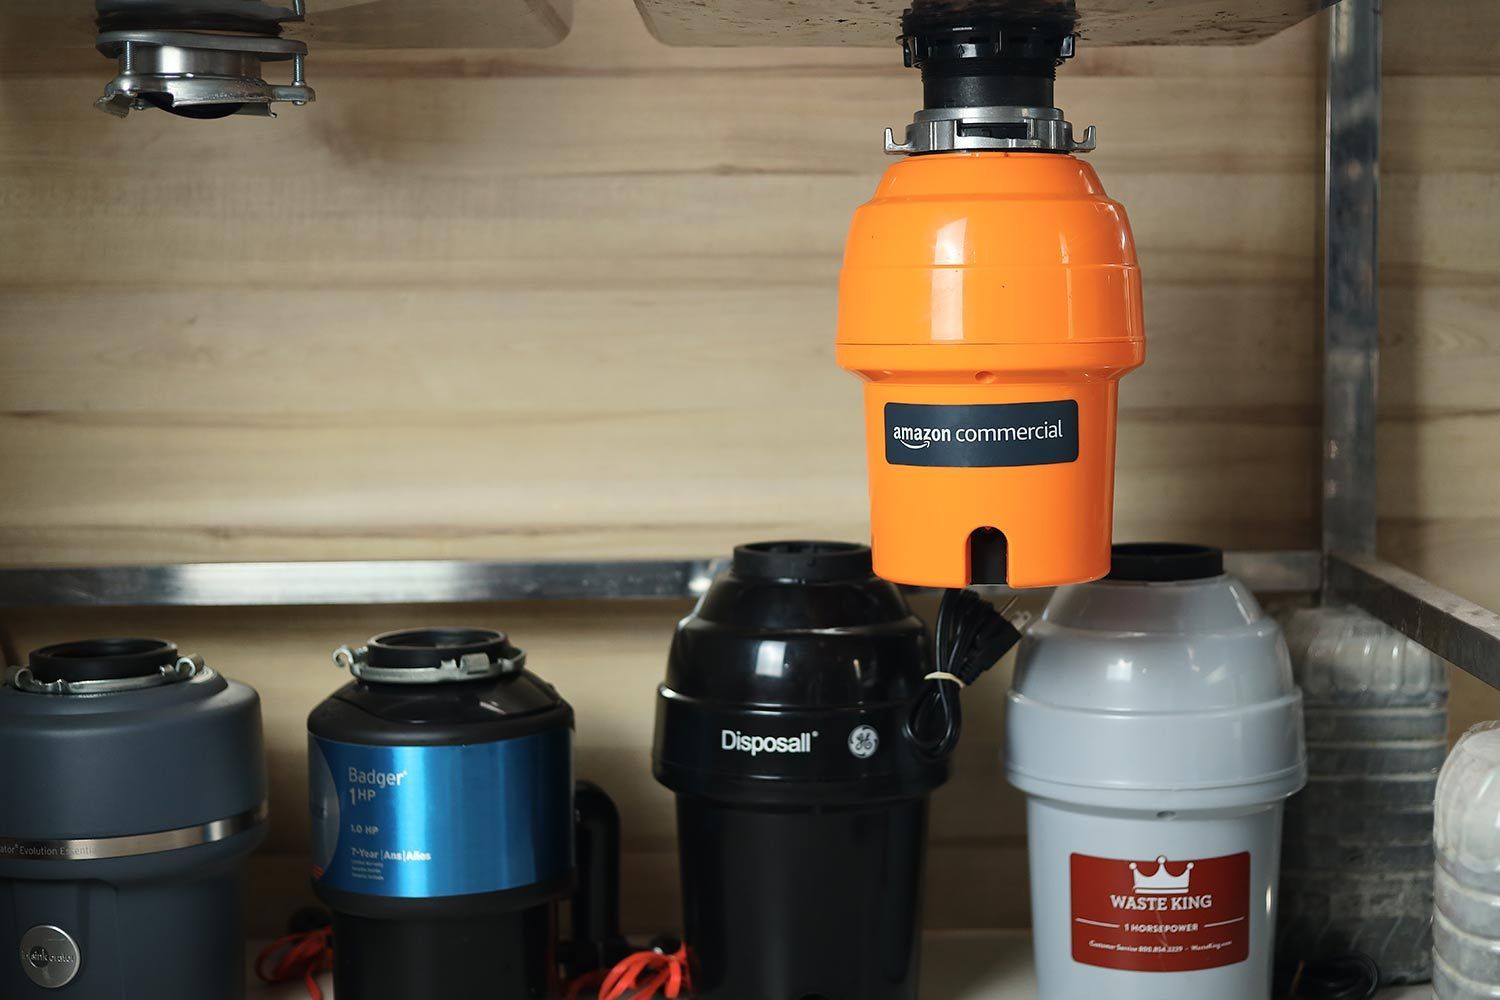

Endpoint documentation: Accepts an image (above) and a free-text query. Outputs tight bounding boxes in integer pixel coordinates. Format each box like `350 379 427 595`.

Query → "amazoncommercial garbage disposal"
0 638 267 998
837 14 1145 590
1007 544 1307 999
653 542 950 1000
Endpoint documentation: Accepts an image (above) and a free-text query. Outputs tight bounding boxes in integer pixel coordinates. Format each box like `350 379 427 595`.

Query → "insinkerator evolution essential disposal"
0 638 268 998
1007 544 1307 999
837 14 1145 590
309 626 615 1000
654 541 1020 1000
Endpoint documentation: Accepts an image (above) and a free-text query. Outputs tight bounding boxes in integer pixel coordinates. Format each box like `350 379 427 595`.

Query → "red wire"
255 927 334 1000
260 927 690 1000
593 943 693 1000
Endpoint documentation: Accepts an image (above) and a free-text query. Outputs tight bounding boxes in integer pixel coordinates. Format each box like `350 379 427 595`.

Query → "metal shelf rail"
0 0 1496 692
1318 0 1500 690
0 551 1324 609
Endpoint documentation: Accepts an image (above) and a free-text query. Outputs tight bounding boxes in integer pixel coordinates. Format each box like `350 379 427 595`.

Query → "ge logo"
848 725 879 759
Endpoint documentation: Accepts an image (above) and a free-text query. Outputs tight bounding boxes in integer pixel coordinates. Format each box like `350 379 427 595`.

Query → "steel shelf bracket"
1326 554 1500 689
1317 0 1500 688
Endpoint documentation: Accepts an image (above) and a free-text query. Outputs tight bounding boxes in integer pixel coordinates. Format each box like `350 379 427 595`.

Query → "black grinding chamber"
654 541 944 1000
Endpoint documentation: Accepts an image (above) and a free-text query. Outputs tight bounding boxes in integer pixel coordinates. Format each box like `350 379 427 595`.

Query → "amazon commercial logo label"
884 400 1079 468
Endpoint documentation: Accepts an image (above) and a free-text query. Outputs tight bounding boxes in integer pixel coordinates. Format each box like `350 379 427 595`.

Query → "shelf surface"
633 0 1336 47
246 931 1430 997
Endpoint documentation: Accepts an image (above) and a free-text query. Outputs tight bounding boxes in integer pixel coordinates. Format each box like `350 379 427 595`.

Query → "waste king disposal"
1007 544 1307 999
0 638 267 998
309 626 601 1000
654 542 1016 1000
837 12 1145 590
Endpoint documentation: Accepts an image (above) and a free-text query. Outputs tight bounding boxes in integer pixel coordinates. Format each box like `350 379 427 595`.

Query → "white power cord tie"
924 671 967 687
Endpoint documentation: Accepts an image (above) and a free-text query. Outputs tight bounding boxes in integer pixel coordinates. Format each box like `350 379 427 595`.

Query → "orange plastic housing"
837 151 1145 589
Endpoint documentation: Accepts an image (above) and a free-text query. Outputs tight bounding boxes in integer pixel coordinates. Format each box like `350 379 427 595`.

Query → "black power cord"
1281 953 1381 1000
906 588 1023 762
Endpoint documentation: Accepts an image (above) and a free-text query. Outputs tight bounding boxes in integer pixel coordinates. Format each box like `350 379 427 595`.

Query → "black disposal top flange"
27 637 179 684
362 626 522 671
312 627 567 746
654 541 947 807
1108 542 1225 582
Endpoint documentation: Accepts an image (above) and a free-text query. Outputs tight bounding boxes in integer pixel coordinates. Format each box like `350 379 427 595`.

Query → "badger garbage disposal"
309 627 575 1000
0 638 267 998
653 542 947 1000
1006 544 1306 999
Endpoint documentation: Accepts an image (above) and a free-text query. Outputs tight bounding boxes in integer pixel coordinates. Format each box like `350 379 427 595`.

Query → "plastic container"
1006 544 1306 999
1278 605 1447 984
653 541 946 1000
0 638 267 998
309 627 581 1000
1434 722 1500 998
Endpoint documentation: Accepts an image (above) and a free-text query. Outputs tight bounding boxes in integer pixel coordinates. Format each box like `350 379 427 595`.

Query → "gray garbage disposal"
1007 544 1307 999
0 638 268 998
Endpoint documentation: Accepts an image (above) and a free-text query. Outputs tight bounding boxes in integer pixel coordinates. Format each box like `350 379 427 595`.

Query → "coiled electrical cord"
907 588 1023 762
566 937 692 1000
255 910 334 1000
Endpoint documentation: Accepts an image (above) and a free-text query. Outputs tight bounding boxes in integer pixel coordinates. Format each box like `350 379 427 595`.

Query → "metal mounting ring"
332 644 526 685
95 29 315 119
885 104 1097 155
5 655 209 696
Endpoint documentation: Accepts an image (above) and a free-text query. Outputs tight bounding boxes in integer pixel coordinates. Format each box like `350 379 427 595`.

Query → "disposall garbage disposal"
309 626 597 1000
654 541 1017 1000
837 13 1145 589
1007 544 1307 999
0 638 267 998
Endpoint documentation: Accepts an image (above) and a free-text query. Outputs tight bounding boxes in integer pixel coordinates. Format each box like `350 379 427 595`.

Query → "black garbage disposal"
0 638 267 998
653 542 948 1000
308 626 581 999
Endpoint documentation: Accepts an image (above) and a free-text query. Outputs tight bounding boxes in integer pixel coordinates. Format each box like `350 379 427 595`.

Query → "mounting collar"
96 30 314 118
886 12 1095 155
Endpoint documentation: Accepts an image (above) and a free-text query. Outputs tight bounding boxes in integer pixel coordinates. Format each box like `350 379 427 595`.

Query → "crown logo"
1129 856 1194 895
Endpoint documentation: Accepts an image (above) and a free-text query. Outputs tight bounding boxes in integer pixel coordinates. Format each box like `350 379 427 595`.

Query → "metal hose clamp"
885 105 1097 155
5 655 209 696
332 644 526 685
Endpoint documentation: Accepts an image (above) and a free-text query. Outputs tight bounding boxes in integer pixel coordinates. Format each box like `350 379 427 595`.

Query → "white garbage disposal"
1006 543 1307 999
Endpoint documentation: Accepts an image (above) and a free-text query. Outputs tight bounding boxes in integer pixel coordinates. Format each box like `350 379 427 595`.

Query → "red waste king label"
1070 851 1250 972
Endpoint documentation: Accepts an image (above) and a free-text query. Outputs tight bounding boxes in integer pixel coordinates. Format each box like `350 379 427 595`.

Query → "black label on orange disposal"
1070 852 1251 973
884 401 1079 468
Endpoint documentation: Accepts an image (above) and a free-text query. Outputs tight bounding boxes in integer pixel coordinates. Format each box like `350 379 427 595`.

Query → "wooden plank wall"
0 0 1495 936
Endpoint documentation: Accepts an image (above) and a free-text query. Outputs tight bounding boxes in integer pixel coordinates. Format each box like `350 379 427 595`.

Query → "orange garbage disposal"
836 13 1145 589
